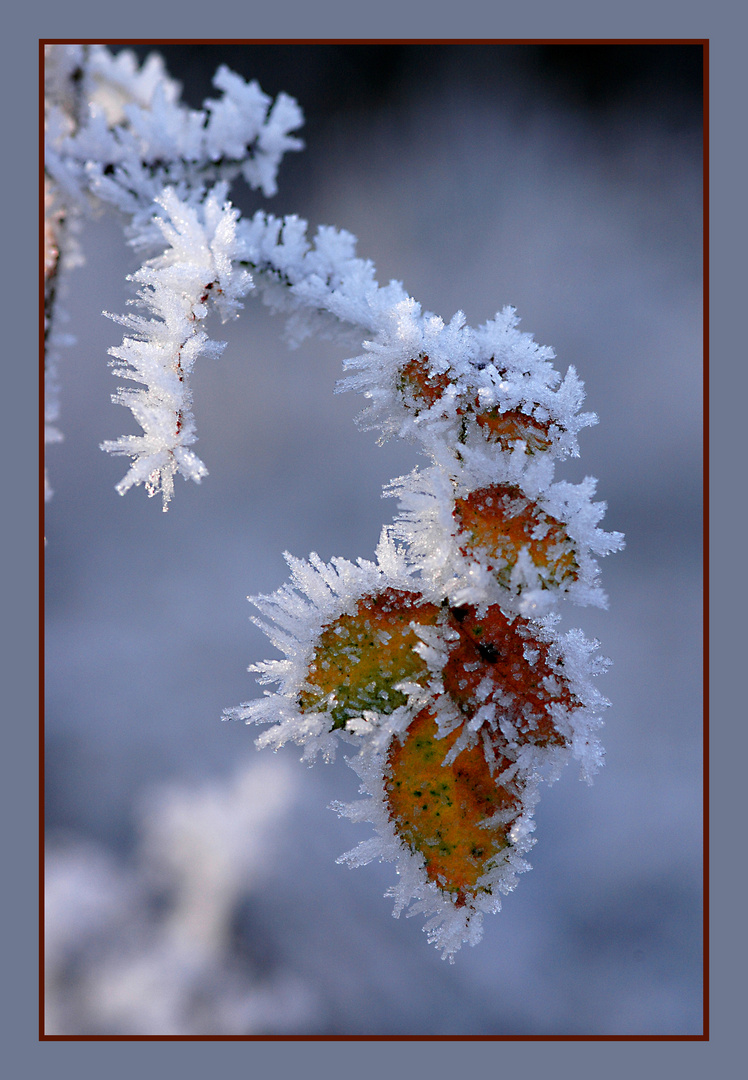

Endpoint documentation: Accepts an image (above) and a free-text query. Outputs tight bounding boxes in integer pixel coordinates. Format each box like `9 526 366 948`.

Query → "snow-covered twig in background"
44 760 317 1036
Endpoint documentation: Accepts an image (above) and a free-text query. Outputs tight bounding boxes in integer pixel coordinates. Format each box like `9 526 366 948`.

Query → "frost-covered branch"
44 45 624 959
223 211 624 955
45 45 304 222
99 186 253 508
44 44 303 506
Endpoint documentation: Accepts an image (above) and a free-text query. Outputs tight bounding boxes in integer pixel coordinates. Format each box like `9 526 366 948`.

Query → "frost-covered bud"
384 707 523 907
299 588 441 731
395 353 563 459
452 484 579 594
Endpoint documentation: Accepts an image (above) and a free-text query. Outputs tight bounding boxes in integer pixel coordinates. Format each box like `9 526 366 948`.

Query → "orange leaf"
385 708 522 906
453 485 579 591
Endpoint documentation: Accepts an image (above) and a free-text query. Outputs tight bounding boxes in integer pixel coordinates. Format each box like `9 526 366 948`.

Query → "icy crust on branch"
44 45 303 503
236 215 597 467
100 187 253 509
235 211 411 346
45 45 304 231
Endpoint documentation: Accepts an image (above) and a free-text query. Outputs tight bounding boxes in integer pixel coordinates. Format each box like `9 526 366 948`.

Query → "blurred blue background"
44 43 703 1036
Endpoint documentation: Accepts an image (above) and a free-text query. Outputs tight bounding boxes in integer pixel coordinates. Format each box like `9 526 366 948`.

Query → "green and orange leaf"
385 707 522 906
299 588 441 730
